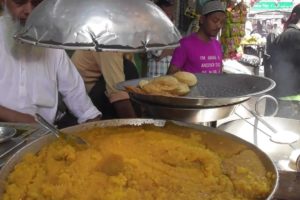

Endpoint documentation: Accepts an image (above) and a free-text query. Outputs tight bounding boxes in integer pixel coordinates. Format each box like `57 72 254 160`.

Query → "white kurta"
0 17 101 123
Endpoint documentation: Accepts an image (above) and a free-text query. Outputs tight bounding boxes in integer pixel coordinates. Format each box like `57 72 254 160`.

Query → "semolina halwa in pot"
2 122 276 200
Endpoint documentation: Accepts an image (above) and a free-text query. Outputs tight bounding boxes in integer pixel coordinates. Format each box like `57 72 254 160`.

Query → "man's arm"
167 64 181 74
56 51 102 123
0 106 35 123
157 49 174 61
113 100 136 118
166 44 185 75
95 52 137 118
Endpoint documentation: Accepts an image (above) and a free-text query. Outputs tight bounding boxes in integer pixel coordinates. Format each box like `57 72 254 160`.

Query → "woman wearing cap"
168 0 226 74
266 4 300 119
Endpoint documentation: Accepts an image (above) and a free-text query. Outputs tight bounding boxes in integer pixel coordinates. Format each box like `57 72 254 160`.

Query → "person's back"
71 50 138 119
270 19 300 97
72 51 124 93
267 4 300 119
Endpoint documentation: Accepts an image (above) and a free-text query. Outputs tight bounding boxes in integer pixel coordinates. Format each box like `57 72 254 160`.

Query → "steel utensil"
253 95 299 144
0 140 26 162
240 104 299 144
0 128 40 160
0 127 16 143
34 114 88 149
218 117 300 171
116 74 275 107
289 149 300 172
0 128 41 169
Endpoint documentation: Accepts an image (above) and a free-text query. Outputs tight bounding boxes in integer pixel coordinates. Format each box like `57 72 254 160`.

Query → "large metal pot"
218 117 300 171
0 119 279 199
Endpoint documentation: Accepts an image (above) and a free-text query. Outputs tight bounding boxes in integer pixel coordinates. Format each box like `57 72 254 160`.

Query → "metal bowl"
0 127 16 143
0 119 278 199
218 117 300 171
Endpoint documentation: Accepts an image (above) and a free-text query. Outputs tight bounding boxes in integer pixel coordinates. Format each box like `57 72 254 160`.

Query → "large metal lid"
15 0 181 52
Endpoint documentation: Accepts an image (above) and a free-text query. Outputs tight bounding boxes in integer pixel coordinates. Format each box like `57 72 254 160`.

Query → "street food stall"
0 0 299 199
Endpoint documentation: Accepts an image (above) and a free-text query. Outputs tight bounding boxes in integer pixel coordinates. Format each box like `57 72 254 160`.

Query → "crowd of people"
1 0 300 128
0 0 227 128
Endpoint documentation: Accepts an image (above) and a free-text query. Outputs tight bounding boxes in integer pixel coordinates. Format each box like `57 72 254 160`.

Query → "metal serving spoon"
35 113 88 149
240 102 299 144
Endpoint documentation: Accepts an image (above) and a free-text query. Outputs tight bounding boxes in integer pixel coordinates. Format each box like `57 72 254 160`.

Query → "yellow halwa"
3 124 275 200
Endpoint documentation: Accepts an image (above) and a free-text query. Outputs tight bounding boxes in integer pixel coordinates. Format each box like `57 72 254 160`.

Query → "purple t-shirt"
170 33 223 74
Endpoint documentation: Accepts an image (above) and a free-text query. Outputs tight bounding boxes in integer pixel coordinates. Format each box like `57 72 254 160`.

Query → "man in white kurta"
0 0 101 124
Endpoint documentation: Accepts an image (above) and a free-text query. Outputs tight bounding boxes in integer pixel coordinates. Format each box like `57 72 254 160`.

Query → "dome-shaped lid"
16 0 181 52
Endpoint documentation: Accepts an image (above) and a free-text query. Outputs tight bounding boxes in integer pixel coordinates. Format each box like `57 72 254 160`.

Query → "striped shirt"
147 50 172 77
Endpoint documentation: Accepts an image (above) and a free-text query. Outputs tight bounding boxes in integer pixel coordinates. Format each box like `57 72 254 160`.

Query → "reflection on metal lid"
15 0 181 52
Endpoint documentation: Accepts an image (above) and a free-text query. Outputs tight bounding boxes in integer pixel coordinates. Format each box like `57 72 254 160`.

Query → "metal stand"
133 97 236 126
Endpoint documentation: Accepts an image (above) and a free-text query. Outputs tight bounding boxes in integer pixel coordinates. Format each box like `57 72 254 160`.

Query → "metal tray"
0 119 278 199
0 123 44 168
117 74 276 107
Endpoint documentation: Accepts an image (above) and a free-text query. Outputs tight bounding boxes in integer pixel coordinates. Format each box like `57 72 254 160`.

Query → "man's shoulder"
274 26 300 46
42 48 72 68
283 26 300 36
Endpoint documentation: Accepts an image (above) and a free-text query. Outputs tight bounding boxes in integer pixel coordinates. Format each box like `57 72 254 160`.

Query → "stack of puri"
137 72 197 96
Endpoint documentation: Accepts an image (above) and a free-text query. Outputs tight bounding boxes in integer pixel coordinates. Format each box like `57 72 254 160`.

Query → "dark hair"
156 0 174 7
284 4 300 30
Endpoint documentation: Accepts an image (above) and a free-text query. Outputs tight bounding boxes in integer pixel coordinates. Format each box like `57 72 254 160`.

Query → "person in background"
271 23 281 36
147 0 175 77
0 0 101 125
267 4 300 119
71 51 138 119
168 0 226 74
245 19 253 36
